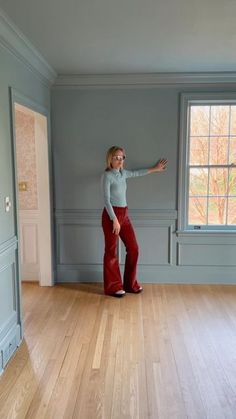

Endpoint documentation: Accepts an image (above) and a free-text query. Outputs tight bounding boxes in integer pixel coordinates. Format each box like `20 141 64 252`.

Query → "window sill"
176 230 236 237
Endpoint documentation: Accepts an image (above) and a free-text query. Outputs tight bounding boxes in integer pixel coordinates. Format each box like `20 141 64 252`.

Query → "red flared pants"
102 206 141 295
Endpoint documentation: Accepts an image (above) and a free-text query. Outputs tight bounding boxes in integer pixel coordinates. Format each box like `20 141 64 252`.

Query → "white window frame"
178 92 236 233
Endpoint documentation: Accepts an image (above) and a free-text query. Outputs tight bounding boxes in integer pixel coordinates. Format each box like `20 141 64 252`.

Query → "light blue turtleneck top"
101 168 149 220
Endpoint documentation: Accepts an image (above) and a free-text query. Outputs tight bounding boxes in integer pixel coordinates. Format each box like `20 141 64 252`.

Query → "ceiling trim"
54 72 236 89
0 8 57 86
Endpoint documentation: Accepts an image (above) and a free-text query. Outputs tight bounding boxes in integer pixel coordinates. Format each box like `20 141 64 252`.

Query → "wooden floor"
1 284 236 419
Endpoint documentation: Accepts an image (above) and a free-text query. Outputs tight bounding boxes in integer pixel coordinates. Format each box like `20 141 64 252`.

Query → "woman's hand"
150 158 168 173
113 217 121 235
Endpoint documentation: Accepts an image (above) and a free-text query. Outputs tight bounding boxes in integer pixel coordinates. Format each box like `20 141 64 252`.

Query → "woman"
101 146 167 297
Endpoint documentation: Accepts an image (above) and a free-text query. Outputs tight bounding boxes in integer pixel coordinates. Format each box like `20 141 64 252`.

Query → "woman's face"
111 149 126 170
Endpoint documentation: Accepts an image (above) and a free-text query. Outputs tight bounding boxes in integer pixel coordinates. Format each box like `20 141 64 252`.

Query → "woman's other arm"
102 173 120 235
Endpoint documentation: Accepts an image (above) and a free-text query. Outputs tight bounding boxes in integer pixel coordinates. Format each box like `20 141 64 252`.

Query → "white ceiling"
0 0 236 75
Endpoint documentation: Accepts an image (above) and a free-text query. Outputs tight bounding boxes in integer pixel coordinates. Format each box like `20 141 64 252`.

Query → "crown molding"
1 5 235 90
0 8 57 86
53 72 236 89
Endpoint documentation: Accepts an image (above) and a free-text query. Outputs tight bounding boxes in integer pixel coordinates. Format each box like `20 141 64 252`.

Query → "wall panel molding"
55 209 177 282
54 209 236 283
177 243 236 266
0 261 17 342
120 224 175 266
0 246 22 375
0 236 17 257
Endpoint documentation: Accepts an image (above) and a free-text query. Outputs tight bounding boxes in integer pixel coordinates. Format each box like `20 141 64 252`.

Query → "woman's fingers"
160 158 168 165
112 221 120 234
159 158 168 169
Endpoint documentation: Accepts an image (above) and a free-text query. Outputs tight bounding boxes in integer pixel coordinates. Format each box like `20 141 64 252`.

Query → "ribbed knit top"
101 168 149 220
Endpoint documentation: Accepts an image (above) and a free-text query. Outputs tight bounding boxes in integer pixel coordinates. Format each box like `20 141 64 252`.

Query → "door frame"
9 87 55 287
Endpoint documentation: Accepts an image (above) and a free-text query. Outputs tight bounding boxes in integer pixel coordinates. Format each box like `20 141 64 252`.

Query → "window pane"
188 197 207 225
230 106 236 135
209 168 228 196
229 137 236 164
189 168 208 196
208 197 226 224
209 137 228 165
228 198 236 224
189 137 208 165
190 106 210 136
228 168 236 195
210 106 230 136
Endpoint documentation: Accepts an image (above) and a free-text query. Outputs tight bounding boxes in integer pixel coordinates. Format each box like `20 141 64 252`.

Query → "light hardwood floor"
1 283 236 418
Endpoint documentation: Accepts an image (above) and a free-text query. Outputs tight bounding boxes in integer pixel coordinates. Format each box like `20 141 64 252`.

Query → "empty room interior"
1 0 236 418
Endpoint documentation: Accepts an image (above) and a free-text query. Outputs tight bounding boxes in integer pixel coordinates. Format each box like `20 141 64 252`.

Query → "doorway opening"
12 99 53 287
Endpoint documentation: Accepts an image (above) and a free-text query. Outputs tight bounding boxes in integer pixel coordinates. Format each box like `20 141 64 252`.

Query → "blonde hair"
105 146 125 171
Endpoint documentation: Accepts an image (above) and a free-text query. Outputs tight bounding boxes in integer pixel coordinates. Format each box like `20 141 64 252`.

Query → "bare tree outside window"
188 105 236 226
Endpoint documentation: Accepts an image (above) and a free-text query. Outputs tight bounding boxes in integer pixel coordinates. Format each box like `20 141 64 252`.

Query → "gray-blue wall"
52 85 236 284
0 45 50 242
0 43 51 374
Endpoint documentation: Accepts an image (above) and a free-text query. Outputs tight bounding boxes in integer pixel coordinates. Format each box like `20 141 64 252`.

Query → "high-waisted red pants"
102 206 141 295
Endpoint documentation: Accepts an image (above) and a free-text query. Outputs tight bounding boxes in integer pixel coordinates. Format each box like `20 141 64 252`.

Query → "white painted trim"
0 8 56 86
54 72 236 89
177 230 236 237
178 92 236 233
178 93 189 232
34 112 53 286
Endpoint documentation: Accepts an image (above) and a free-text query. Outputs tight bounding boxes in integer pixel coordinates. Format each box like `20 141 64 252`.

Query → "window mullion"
225 106 232 225
206 106 211 225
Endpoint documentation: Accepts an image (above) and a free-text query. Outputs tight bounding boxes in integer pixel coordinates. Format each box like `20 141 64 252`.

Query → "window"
178 93 236 231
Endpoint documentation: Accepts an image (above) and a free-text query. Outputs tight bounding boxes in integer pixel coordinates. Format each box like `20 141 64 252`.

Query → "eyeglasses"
112 155 126 161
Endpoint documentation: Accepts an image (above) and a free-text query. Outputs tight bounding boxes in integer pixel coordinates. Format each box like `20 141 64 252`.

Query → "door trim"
9 87 55 287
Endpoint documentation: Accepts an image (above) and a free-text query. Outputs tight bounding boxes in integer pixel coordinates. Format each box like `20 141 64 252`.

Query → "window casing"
178 93 236 232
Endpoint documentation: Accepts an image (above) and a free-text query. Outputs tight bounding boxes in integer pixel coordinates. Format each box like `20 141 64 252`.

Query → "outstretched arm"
124 158 168 178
